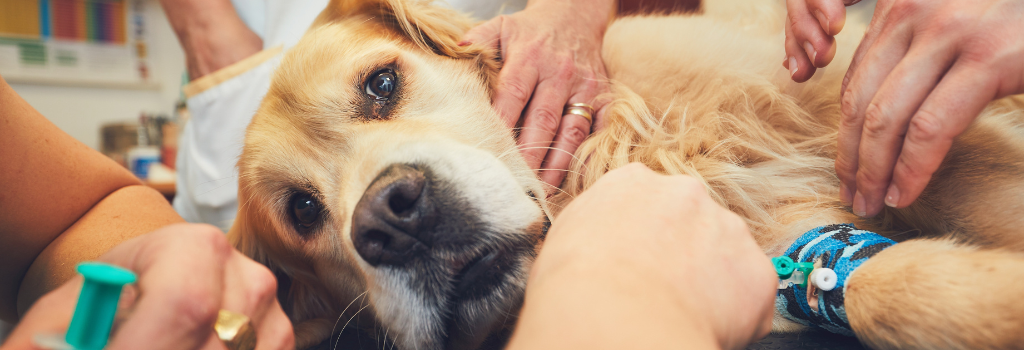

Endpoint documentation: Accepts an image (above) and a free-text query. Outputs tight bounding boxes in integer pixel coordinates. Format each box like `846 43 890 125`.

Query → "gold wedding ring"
564 103 595 123
215 309 256 350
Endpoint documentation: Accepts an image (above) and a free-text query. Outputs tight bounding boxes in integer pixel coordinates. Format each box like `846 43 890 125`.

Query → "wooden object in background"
619 0 701 15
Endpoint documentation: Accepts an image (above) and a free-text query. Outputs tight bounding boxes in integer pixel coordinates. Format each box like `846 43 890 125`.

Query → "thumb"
460 16 503 48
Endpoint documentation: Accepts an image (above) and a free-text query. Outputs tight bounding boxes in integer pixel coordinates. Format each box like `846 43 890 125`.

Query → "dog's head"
229 1 550 349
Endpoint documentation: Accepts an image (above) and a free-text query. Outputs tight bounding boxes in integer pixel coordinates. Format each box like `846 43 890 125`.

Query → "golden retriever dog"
229 0 1024 349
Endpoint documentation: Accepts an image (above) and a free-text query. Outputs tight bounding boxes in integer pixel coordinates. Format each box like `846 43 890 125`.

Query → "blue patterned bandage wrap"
775 224 896 336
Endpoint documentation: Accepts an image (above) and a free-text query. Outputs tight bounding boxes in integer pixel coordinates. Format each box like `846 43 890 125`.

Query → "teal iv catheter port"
33 262 137 350
772 256 837 291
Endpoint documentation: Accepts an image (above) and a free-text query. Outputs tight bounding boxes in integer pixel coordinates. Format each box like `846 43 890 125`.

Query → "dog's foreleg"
845 238 1024 350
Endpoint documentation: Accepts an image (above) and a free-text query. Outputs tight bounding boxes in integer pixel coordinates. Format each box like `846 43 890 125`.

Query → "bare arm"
0 77 293 348
159 0 262 80
0 77 184 320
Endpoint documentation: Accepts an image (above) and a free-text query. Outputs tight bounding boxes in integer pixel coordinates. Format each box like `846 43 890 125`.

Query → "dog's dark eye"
290 193 322 229
365 69 397 101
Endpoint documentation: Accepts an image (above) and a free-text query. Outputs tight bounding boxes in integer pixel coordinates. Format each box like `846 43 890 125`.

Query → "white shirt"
175 0 526 231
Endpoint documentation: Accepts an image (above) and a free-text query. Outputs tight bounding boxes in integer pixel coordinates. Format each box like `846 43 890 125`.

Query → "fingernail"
458 40 471 46
814 10 829 33
853 191 867 217
884 184 900 208
803 41 817 66
840 182 853 205
788 56 798 78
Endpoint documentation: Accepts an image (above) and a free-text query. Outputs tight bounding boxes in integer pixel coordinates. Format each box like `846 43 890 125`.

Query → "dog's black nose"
351 164 436 266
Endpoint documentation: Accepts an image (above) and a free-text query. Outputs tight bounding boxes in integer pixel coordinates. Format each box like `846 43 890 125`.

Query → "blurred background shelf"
4 76 160 90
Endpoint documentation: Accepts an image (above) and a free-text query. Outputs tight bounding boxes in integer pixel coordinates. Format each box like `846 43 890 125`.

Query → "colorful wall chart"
0 0 148 86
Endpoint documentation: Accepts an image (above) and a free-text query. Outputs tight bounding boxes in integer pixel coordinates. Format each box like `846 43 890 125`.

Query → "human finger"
852 43 956 217
835 17 910 205
807 0 847 36
516 59 574 170
841 0 894 96
460 16 502 48
492 49 541 129
786 0 837 70
578 64 612 132
590 95 613 132
887 64 997 209
537 70 603 188
539 106 592 189
221 251 294 350
103 225 232 350
784 11 816 82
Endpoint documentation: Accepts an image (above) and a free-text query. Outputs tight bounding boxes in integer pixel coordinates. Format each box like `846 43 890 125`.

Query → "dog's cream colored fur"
231 0 1024 349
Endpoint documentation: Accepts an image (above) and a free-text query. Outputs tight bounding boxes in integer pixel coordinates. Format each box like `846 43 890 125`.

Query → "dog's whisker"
514 146 586 164
524 180 575 199
495 146 525 160
498 291 517 330
509 126 584 135
497 145 585 170
535 168 585 178
335 302 372 349
513 140 561 147
530 193 570 207
332 290 369 349
472 133 503 149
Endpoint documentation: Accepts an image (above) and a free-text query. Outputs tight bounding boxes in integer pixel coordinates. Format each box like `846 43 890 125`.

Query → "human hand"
788 0 1024 217
461 0 616 190
783 0 855 82
511 164 776 350
1 224 293 350
160 0 262 80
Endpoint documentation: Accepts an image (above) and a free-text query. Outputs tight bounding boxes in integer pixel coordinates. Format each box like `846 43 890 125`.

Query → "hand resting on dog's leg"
508 164 777 350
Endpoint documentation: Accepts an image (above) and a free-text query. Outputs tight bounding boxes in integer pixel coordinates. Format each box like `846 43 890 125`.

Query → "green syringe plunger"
64 262 137 350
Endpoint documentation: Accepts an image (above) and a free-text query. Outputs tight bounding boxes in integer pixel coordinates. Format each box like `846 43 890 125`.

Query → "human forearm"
16 185 184 316
159 0 262 79
0 77 147 320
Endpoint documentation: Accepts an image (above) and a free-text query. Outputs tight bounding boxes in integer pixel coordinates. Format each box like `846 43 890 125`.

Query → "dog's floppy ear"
229 192 339 347
227 193 293 310
316 0 479 59
228 188 332 310
227 196 276 269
